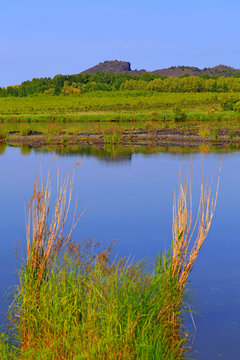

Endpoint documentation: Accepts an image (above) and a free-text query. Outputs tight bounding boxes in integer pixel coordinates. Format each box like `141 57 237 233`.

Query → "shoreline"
2 128 240 149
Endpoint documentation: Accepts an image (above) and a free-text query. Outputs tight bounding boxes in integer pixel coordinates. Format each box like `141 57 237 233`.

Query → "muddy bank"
1 129 240 149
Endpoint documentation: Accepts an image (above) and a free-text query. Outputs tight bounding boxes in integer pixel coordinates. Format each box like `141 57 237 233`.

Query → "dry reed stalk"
171 158 222 287
26 158 83 284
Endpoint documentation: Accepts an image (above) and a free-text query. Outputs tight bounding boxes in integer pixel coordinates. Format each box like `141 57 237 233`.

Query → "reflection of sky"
0 147 240 359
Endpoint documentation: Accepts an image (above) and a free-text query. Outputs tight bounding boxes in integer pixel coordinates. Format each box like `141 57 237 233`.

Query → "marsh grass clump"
9 245 187 359
19 126 31 136
62 134 68 143
211 129 218 141
2 159 221 359
229 130 236 140
173 106 187 123
0 127 7 140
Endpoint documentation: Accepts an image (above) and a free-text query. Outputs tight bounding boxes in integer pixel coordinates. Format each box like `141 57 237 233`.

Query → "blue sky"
0 0 239 86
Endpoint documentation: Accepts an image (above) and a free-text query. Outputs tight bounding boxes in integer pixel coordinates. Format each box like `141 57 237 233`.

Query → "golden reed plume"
171 157 223 286
26 157 83 284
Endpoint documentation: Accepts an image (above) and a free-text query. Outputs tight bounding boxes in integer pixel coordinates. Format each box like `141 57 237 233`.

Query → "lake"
0 145 239 359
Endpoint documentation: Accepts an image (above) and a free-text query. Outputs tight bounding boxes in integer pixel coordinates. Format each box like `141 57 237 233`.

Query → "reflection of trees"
20 145 31 155
0 142 6 155
32 145 133 164
26 143 229 162
98 155 131 164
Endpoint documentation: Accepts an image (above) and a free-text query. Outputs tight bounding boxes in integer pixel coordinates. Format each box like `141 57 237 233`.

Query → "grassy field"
0 91 226 115
0 91 240 145
0 163 220 359
0 91 238 118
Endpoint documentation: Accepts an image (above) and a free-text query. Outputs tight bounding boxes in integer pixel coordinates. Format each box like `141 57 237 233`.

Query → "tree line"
2 72 240 97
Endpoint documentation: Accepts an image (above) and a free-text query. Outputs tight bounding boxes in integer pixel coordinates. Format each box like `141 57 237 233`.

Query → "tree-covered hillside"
2 62 240 97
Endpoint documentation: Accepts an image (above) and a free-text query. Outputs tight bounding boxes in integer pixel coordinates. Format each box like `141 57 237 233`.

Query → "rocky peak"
81 60 132 74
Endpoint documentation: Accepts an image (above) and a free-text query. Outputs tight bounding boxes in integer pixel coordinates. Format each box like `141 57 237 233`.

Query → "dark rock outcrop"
152 64 240 77
152 66 202 77
82 60 132 74
82 61 240 77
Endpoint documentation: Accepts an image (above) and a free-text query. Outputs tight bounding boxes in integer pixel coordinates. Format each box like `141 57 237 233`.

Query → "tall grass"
1 160 221 359
171 163 221 286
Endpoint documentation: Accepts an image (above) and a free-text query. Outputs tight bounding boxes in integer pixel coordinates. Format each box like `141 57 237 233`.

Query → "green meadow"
0 91 240 143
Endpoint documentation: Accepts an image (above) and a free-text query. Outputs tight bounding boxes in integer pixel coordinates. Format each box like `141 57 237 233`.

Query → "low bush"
173 106 187 122
233 100 240 112
221 96 239 111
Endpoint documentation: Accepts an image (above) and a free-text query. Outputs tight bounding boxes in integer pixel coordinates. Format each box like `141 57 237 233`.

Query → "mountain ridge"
81 60 240 77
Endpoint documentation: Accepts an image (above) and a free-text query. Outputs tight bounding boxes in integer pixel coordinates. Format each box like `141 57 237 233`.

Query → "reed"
1 160 221 359
26 157 77 285
171 160 222 286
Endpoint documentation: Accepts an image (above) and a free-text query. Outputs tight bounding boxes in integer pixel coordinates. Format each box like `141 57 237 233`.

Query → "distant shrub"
62 135 68 143
207 108 216 114
20 127 31 136
173 105 187 122
212 129 218 140
0 128 7 139
229 131 236 140
233 101 240 112
62 81 81 95
44 87 55 95
198 127 211 138
104 133 120 143
221 96 239 111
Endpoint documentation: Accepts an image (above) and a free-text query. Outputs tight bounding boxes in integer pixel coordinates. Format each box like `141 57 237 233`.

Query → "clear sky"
0 0 239 86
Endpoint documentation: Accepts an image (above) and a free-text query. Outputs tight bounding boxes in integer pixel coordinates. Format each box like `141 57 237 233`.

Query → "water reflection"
0 142 6 154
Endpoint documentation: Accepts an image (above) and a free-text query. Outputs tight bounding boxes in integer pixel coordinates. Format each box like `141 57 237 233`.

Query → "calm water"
0 145 240 359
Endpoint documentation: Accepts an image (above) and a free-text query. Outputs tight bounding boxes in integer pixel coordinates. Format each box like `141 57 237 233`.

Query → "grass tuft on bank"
0 160 221 359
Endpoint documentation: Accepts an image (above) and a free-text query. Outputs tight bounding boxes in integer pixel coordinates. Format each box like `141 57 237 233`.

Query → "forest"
2 71 240 97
